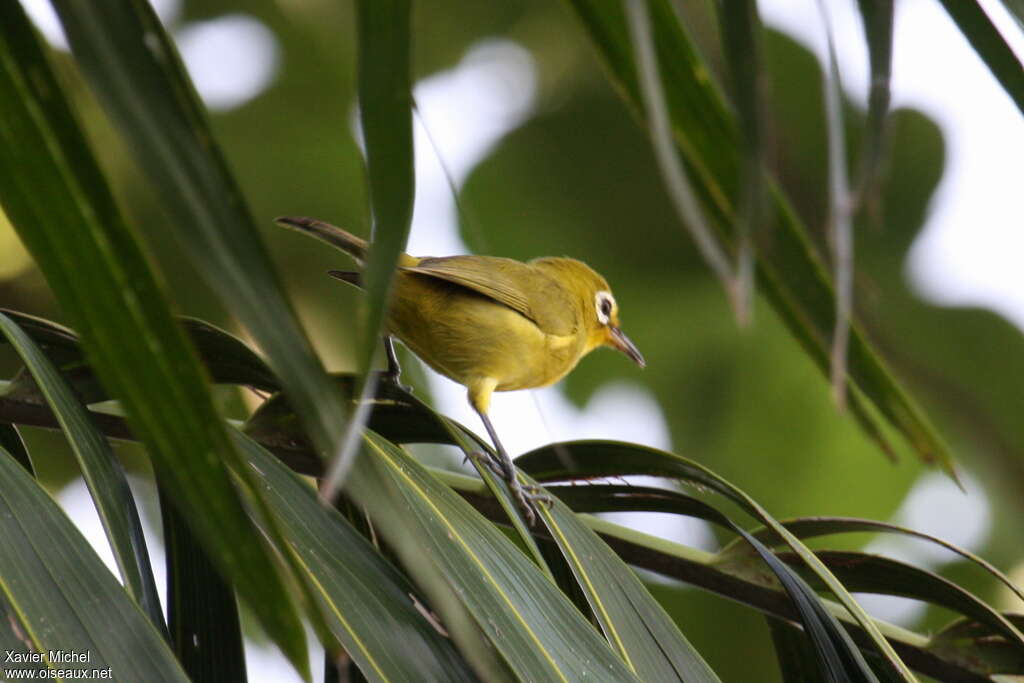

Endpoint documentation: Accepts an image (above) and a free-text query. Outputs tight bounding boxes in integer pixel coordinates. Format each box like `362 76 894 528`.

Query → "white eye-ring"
594 291 615 325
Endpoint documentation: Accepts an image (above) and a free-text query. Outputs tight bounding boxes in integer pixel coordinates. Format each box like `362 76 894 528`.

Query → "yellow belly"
387 272 582 391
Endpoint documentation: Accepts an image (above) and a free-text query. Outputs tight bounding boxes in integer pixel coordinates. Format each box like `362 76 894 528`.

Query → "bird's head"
587 287 645 367
535 258 645 368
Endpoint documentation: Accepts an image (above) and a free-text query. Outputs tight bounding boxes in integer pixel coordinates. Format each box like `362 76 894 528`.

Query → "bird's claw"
465 450 510 479
465 451 552 526
523 484 555 509
507 480 554 526
382 372 414 394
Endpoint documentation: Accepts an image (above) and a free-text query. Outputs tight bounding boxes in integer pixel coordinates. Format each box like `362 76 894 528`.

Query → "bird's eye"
595 291 614 325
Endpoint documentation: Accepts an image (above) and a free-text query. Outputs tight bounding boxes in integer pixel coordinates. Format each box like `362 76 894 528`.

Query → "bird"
276 216 645 524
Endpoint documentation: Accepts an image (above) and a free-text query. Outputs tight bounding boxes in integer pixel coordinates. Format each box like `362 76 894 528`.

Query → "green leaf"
0 5 309 675
541 481 871 680
517 440 916 680
768 617 836 683
245 374 553 574
49 0 347 462
563 0 958 479
724 516 1024 606
178 318 280 392
736 532 877 682
321 0 417 496
160 484 246 683
715 0 768 318
0 309 279 401
537 496 720 681
787 551 1024 651
939 0 1024 119
355 0 415 370
0 422 32 474
232 430 479 683
0 444 188 682
0 311 164 632
350 430 641 682
854 0 894 202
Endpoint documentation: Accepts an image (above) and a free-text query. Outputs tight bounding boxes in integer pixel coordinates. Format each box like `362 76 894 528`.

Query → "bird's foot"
465 450 510 480
465 451 551 526
506 479 555 527
381 371 414 395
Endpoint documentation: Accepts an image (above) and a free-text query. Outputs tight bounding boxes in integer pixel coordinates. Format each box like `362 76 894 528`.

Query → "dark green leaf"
545 481 871 681
245 374 554 572
538 494 721 681
939 0 1024 118
350 430 641 682
724 516 1024 606
0 310 278 400
737 532 876 682
233 430 480 683
564 0 957 479
0 422 32 474
179 318 280 392
50 0 347 464
355 0 415 370
787 551 1024 651
0 444 188 682
768 617 834 683
0 5 309 674
161 484 246 683
716 0 768 317
854 0 894 203
0 311 164 632
517 440 915 679
321 0 416 495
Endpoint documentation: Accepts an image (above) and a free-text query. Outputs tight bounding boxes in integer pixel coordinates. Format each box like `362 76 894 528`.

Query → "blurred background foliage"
3 0 1023 680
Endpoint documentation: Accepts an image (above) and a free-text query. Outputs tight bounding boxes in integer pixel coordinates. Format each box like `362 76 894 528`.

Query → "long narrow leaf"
49 0 347 463
716 0 768 323
564 0 958 479
623 0 742 317
0 444 189 682
539 482 871 681
160 484 246 683
350 430 641 682
854 0 894 204
818 0 856 409
517 440 916 679
324 0 414 496
787 551 1024 649
0 312 164 632
0 422 32 474
0 5 309 674
940 0 1024 118
727 516 1024 605
538 490 720 681
768 617 837 683
232 430 479 683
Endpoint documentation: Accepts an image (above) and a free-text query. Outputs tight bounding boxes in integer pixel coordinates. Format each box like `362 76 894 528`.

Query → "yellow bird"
277 216 644 522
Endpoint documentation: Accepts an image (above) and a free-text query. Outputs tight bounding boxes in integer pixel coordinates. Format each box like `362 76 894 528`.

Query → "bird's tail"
275 216 370 264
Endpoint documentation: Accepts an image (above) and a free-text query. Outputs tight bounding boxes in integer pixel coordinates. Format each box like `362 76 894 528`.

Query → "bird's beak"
609 326 645 368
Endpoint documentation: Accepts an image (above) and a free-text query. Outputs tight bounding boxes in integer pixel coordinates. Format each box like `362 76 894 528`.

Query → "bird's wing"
402 256 575 335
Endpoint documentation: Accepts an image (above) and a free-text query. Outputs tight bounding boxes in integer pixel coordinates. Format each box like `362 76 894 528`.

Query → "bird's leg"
476 411 552 525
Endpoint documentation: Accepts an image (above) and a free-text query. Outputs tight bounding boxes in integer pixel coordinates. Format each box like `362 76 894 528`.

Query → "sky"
19 0 1024 677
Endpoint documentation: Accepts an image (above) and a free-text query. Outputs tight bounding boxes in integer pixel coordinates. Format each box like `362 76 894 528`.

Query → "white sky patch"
176 14 280 112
